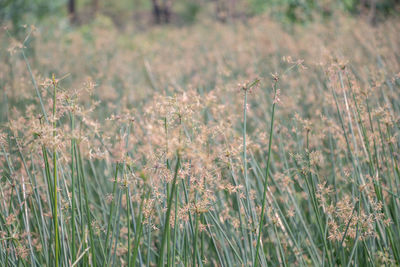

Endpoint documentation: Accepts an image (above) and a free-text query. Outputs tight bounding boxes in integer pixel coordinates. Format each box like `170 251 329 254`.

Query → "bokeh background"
2 0 400 30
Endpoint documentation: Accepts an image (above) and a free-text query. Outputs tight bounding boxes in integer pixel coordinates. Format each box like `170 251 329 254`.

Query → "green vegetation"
0 1 400 266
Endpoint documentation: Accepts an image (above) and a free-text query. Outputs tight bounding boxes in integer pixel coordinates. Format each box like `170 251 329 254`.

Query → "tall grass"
0 13 399 267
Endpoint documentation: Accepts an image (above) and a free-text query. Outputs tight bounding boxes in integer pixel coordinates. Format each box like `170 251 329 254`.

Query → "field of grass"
1 11 400 266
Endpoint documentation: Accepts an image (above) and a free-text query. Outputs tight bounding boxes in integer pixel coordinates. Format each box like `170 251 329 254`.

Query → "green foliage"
1 0 399 30
178 1 202 24
0 0 62 33
248 0 399 23
1 3 400 267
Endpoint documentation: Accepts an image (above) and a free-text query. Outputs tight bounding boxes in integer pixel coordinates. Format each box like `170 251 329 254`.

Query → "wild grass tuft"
0 13 399 267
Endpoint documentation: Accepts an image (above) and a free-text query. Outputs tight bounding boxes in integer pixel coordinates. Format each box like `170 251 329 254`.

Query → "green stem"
193 213 200 267
103 163 119 266
158 153 181 267
52 75 60 267
254 81 277 267
70 112 76 263
77 146 97 267
126 187 131 267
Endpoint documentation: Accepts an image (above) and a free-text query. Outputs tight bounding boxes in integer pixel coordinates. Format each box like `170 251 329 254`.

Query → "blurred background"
1 0 399 33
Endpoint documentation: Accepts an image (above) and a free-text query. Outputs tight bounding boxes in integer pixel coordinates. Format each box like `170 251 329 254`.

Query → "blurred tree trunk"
368 0 377 25
215 0 227 22
151 0 171 24
68 0 77 23
360 0 377 24
162 0 171 23
152 0 162 23
215 0 239 22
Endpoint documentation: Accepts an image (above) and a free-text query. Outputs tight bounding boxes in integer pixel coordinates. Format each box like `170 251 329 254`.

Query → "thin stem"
52 74 60 267
254 80 277 267
158 153 181 267
126 187 131 267
70 111 76 263
103 163 119 266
